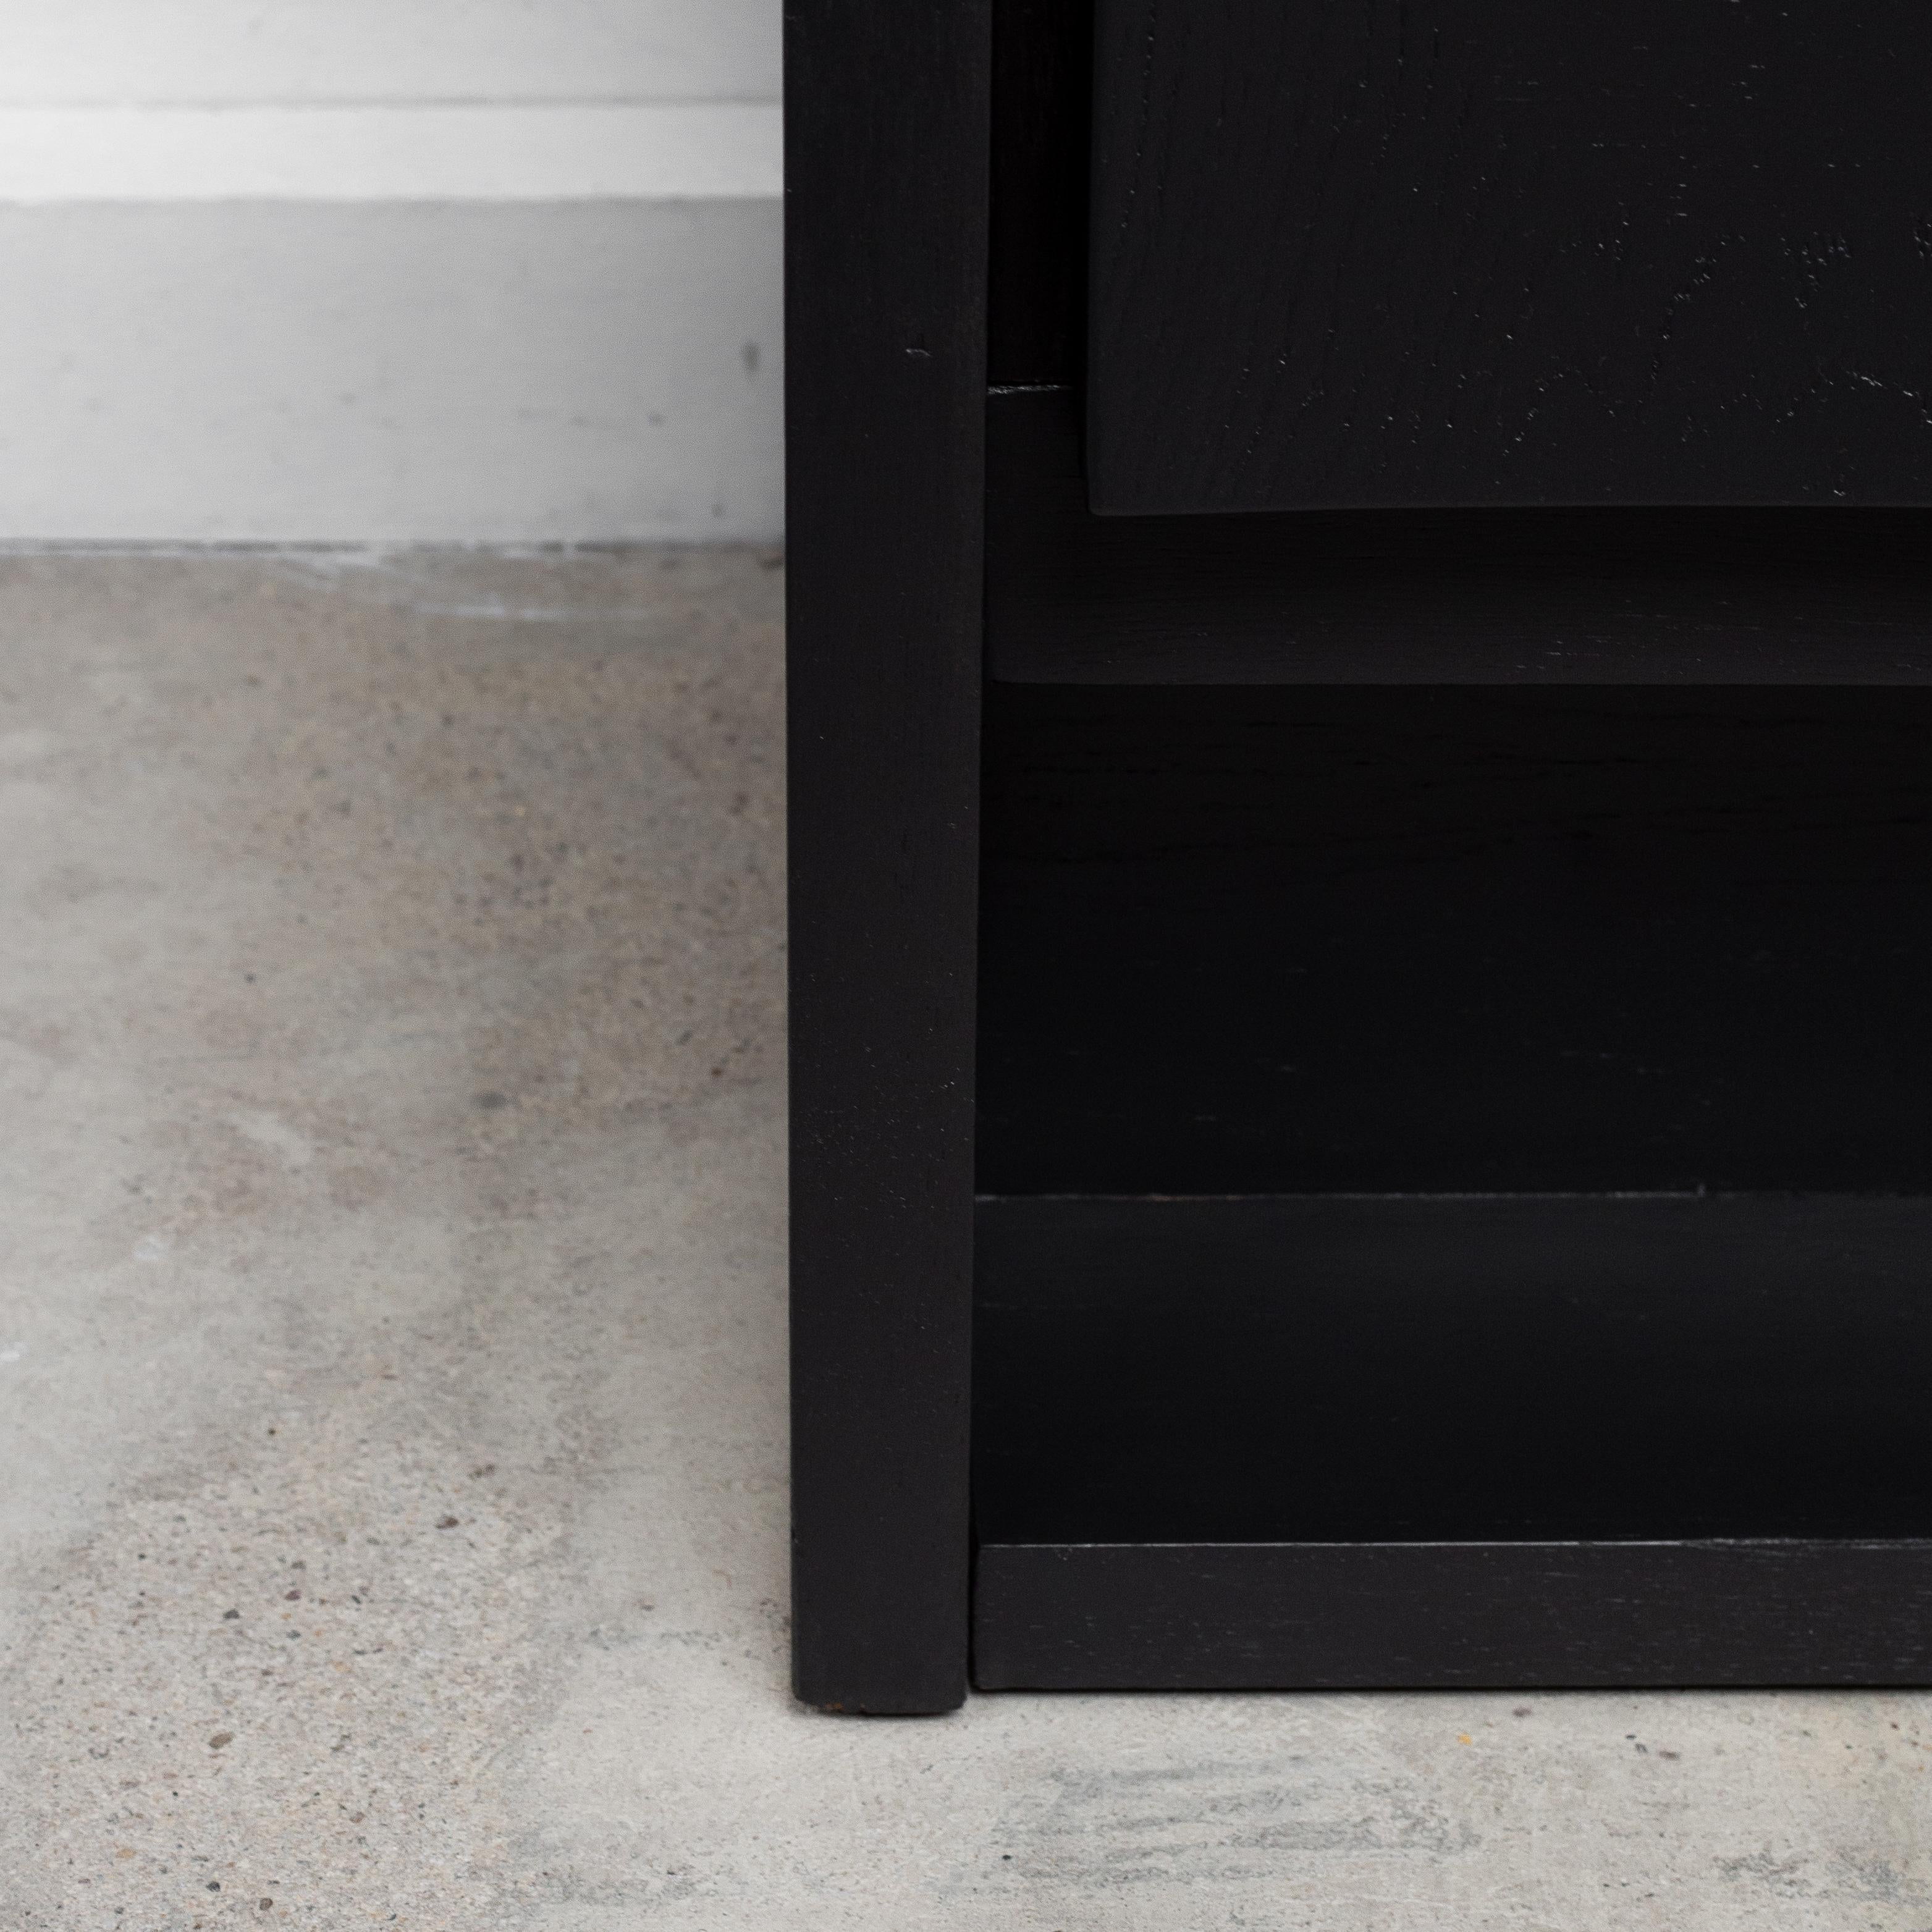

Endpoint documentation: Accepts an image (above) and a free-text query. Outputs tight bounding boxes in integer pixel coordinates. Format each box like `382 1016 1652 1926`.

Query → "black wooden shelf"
972 1194 1932 1688
975 1542 1932 1691
979 682 1932 1197
987 392 1932 686
971 680 1932 1687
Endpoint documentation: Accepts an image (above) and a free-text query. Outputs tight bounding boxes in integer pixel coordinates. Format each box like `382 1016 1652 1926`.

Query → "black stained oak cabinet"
787 0 1932 1715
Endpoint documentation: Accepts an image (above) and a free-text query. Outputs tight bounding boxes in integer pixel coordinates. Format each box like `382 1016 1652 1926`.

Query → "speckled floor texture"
1 547 1927 1931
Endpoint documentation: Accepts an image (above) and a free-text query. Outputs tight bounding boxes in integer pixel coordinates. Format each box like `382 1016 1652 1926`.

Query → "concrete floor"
1 547 1927 1930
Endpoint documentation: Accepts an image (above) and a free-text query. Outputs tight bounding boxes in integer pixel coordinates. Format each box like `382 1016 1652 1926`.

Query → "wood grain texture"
987 390 1932 683
972 1194 1932 1687
1089 0 1932 513
978 683 1932 1196
785 0 990 1714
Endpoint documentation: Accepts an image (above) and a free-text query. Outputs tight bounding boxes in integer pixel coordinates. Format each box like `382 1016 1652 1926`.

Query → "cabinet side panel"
785 0 991 1713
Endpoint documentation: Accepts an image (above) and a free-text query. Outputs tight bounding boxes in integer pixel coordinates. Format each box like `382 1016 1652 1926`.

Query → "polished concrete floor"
1 548 1926 1930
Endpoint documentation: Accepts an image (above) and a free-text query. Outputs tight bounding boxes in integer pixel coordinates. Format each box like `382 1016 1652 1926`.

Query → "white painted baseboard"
0 86 784 542
0 200 783 542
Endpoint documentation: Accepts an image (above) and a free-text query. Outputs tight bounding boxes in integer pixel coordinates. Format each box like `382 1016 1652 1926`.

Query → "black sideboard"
788 0 1932 1713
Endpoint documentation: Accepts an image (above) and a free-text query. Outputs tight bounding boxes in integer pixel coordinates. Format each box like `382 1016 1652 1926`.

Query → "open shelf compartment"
971 682 1932 1687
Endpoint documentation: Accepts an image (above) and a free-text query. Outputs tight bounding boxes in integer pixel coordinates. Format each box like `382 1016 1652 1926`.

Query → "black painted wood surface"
974 1194 1932 1544
1089 0 1932 514
795 0 1932 1704
976 1543 1932 1690
979 684 1932 1197
988 391 1932 683
990 0 1092 386
972 1194 1932 1687
786 0 992 1715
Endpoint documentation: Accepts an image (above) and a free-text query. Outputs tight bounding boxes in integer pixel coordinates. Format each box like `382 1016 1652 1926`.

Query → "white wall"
0 3 783 542
0 1 781 102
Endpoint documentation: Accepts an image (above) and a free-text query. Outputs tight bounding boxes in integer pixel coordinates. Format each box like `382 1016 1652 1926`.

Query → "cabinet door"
1088 1 1932 515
